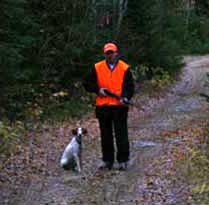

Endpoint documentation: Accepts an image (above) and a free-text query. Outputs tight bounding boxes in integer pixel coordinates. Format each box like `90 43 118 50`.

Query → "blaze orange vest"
95 60 129 106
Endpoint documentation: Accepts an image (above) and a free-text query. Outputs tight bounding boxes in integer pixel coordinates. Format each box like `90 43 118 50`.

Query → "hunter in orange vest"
83 42 134 170
95 59 129 106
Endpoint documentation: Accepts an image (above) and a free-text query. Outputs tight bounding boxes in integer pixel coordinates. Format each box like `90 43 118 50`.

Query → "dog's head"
71 127 87 144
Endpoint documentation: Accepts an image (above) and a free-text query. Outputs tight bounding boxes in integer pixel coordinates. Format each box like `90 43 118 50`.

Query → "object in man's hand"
99 88 108 96
103 89 134 105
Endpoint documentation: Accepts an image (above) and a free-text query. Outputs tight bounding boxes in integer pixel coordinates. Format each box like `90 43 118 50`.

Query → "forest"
0 1 209 204
0 0 209 121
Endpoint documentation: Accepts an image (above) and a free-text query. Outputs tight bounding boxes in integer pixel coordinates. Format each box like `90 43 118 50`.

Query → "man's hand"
99 88 108 96
120 97 129 105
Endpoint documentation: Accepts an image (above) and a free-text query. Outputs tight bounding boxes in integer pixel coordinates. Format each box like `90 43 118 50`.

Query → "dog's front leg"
74 154 82 173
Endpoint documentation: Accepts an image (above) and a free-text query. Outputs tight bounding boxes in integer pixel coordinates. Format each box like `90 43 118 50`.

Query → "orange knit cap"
103 43 118 53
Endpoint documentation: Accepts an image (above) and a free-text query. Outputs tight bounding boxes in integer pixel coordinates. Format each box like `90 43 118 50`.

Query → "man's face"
105 51 118 64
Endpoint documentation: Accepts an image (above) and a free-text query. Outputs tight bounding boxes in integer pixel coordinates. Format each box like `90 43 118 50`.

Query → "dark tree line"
0 0 209 120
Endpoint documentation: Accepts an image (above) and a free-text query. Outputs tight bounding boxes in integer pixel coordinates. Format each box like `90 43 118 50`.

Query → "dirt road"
1 56 209 205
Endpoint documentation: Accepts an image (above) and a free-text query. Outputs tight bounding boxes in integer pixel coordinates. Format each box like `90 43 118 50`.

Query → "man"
83 42 134 170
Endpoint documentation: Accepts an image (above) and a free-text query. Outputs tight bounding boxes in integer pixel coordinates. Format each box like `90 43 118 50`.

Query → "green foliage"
0 0 97 120
187 144 209 204
119 0 183 79
0 121 25 155
30 0 97 85
182 71 209 204
195 0 209 17
19 83 94 122
1 0 209 121
42 96 93 121
133 64 172 91
176 2 209 55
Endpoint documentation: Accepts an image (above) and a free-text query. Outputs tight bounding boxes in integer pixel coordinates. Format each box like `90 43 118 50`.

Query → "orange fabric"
103 43 118 53
95 60 129 106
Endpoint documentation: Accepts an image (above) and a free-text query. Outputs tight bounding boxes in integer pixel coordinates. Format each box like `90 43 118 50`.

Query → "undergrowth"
0 121 26 157
188 128 209 205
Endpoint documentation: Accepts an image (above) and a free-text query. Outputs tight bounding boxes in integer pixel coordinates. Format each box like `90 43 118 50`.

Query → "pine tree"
119 0 183 78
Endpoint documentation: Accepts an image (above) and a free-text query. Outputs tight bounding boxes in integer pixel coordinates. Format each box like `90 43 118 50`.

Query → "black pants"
96 106 129 165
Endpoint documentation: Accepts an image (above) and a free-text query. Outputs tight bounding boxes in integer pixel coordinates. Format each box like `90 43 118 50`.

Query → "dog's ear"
71 128 77 135
82 128 87 134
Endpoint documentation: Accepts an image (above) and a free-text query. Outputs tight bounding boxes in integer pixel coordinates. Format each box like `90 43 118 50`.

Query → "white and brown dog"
60 127 87 172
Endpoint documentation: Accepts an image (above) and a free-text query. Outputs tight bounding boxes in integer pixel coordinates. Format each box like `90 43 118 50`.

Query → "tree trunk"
115 0 128 38
184 0 193 40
